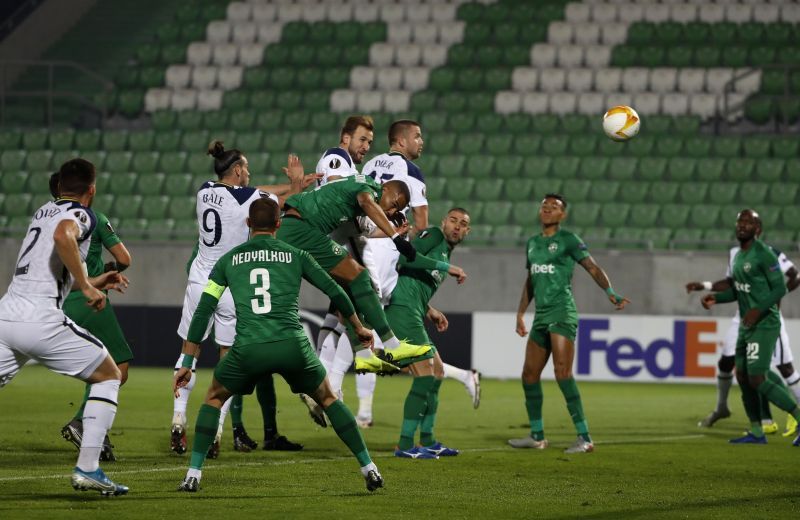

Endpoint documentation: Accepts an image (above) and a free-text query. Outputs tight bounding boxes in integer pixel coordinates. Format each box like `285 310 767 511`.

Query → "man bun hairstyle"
58 158 96 196
543 192 567 210
388 119 420 146
249 196 280 231
208 140 245 178
340 115 374 142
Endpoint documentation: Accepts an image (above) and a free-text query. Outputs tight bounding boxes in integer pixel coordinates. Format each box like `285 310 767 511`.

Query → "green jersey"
525 229 590 325
727 239 785 330
85 211 121 277
187 234 355 347
390 227 452 312
284 174 382 235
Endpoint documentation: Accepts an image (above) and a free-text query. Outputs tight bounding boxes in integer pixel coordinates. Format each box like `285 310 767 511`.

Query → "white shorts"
0 316 109 387
721 313 793 366
361 237 400 306
176 280 236 347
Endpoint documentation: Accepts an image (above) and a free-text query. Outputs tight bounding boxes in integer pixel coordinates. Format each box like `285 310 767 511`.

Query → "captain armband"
203 279 226 299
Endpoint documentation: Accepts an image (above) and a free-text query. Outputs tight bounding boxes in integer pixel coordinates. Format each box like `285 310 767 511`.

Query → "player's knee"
521 368 540 384
748 374 765 389
554 365 573 381
718 355 735 374
118 365 129 386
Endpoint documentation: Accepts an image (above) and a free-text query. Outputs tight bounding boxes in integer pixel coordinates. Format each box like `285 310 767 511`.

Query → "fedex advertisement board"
472 313 800 383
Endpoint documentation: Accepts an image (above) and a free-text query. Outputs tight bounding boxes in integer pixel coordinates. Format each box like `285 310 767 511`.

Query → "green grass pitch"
0 365 798 519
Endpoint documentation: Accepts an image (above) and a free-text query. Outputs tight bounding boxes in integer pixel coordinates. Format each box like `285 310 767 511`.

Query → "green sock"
739 378 763 431
230 395 244 428
420 378 442 446
523 381 544 441
758 376 800 419
759 393 772 422
74 384 91 422
398 376 435 450
750 421 765 437
557 378 591 443
349 270 393 342
325 399 371 467
256 375 277 439
190 404 221 470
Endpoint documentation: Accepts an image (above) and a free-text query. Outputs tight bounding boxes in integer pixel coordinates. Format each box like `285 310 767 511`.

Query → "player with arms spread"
173 198 383 492
700 209 800 446
0 159 130 495
509 194 629 453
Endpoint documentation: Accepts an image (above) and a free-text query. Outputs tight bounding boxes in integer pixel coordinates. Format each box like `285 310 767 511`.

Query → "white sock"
443 363 470 385
359 461 378 477
785 370 800 402
217 396 233 438
382 336 400 349
173 354 197 422
319 325 343 374
77 379 120 472
356 356 376 419
329 334 355 397
316 313 340 354
187 468 202 480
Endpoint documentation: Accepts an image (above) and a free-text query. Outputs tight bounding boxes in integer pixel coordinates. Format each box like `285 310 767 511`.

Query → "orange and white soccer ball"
602 105 640 142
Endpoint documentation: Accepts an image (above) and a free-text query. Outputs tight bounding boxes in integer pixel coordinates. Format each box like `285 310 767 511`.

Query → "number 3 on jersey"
250 267 271 314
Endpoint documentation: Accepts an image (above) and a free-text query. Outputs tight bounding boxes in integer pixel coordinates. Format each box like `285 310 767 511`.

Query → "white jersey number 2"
249 267 271 314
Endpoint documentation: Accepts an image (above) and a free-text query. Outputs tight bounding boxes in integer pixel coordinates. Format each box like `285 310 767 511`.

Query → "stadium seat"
446 178 475 200
164 173 193 196
695 158 725 181
569 202 600 227
438 155 466 178
552 157 580 179
1 171 29 194
666 158 696 181
512 202 539 226
128 131 155 152
4 193 32 217
495 156 524 179
725 158 755 181
26 151 53 171
738 182 768 205
109 172 139 195
600 203 629 227
114 195 142 219
649 181 679 204
592 181 620 203
474 178 503 201
1 150 26 171
607 157 637 181
578 156 608 180
168 196 196 220
141 195 169 219
561 179 591 202
503 178 535 203
137 173 166 196
708 183 739 205
425 178 446 200
482 201 512 226
679 182 709 205
660 204 691 228
512 135 541 155
619 182 649 204
769 183 798 206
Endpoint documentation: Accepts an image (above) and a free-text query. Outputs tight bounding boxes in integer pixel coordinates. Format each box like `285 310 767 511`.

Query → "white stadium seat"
376 67 403 90
550 92 578 114
632 92 661 115
495 91 521 114
558 45 585 68
670 4 697 23
251 4 277 22
644 4 669 23
531 44 557 68
166 65 192 89
539 68 566 92
621 67 649 93
601 24 627 46
439 22 464 45
406 3 432 23
521 92 549 114
356 91 383 112
591 3 618 23
380 4 406 23
413 23 439 44
604 92 633 110
301 4 327 23
232 22 258 44
395 44 422 67
725 4 753 23
330 89 356 112
649 68 677 94
238 43 265 66
191 66 218 89
753 4 779 23
781 4 800 23
662 93 689 115
327 3 353 22
144 88 171 112
567 68 593 91
383 90 411 112
594 68 622 93
573 23 601 45
197 89 223 111
353 3 379 22
256 24 282 44
171 89 198 111
565 3 591 23
677 69 706 93
213 44 239 67
576 92 605 115
689 93 718 120
431 3 457 22
706 68 734 94
227 2 252 22
421 44 448 67
276 4 303 22
187 42 212 66
617 3 644 23
699 4 725 23
207 21 232 43
584 45 612 68
734 69 761 94
369 43 395 67
217 66 243 90
548 22 573 44
403 67 429 91
511 68 538 91
387 23 413 44
350 66 375 91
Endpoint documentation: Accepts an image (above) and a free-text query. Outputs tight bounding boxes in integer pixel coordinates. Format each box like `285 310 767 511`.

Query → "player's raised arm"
578 256 629 310
54 219 106 311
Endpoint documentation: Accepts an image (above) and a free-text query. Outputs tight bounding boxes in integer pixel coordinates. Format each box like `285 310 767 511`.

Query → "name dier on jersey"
231 249 293 266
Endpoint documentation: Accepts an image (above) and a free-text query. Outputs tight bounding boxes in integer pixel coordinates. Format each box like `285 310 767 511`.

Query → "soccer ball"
602 105 640 142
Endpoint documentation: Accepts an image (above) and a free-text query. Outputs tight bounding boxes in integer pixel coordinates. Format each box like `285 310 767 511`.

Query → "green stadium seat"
502 178 534 202
493 224 524 246
448 44 474 67
421 112 448 132
582 227 611 242
693 46 720 67
323 67 349 89
180 131 209 153
290 131 319 152
77 151 104 171
147 218 176 240
118 218 148 240
485 134 512 155
428 200 453 225
1 150 26 171
625 136 655 158
140 195 169 220
721 46 748 67
152 130 181 152
725 158 755 181
411 92 437 112
682 137 711 158
48 129 74 151
514 156 548 179
456 68 485 90
129 151 159 174
447 113 476 133
540 135 569 156
72 130 100 152
428 133 456 155
105 151 132 173
466 224 492 246
679 182 708 204
607 157 637 181
101 131 127 152
425 178 446 200
738 182 768 205
163 173 193 196
457 134 484 154
474 178 503 201
666 46 693 68
136 173 165 196
176 112 203 131
160 43 186 64
768 182 797 206
437 155 466 178
264 131 290 152
569 202 600 227
531 115 559 134
672 116 701 136
711 137 741 158
700 228 734 249
780 206 800 229
91 194 114 215
689 205 720 229
708 182 738 205
254 110 283 132
577 156 608 180
248 152 270 175
642 226 672 249
532 179 562 198
415 154 438 176
670 228 704 250
22 129 48 149
223 90 249 111
561 179 591 202
495 155 524 178
748 46 775 66
551 157 580 179
1 171 28 194
743 137 771 158
649 181 679 204
25 150 52 171
619 182 649 204
5 193 32 217
485 67 511 90
504 114 531 134
151 111 176 131
168 195 196 220
139 66 164 88
771 137 799 159
591 181 620 203
569 135 597 157
511 201 539 226
660 204 690 228
760 209 779 229
786 159 800 182
744 96 774 125
610 45 638 67
446 178 475 200
695 158 725 181
466 156 494 177
610 227 645 249
626 22 652 45
765 230 797 247
0 129 21 150
274 91 302 111
25 171 53 194
186 154 210 176
482 201 512 226
114 195 142 219
128 131 155 152
756 159 784 182
600 203 629 227
109 172 138 195
512 135 541 155
760 69 785 96
560 115 590 134
302 91 328 112
666 157 695 181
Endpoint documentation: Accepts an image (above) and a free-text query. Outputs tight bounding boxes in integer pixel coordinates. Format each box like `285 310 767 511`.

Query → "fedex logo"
576 319 717 379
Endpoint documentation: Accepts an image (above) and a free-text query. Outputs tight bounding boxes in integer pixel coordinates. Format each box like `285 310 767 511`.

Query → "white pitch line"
0 434 707 483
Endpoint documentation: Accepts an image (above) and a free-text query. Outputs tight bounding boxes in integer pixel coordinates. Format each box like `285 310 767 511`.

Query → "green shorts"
735 326 778 376
62 291 133 364
529 321 577 349
276 216 348 272
385 304 436 367
214 336 326 396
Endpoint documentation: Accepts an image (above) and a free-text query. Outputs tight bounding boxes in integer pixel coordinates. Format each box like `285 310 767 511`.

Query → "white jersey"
188 181 278 283
315 147 358 187
0 199 95 322
362 152 427 209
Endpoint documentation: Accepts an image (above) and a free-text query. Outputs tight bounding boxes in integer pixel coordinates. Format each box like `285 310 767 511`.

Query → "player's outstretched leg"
171 353 197 455
257 375 303 451
443 363 481 409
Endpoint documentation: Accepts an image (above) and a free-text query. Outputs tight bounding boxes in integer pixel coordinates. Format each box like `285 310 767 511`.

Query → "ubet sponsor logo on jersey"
530 264 555 274
734 281 751 293
577 318 717 379
231 250 292 266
